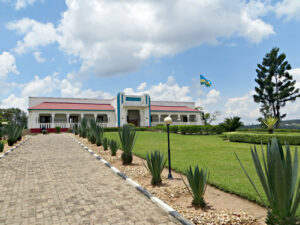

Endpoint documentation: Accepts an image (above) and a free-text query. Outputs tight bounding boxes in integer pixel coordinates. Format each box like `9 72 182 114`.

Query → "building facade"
28 93 203 131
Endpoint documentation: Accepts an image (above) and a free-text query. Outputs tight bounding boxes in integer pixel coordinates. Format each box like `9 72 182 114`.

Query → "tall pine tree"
253 47 300 127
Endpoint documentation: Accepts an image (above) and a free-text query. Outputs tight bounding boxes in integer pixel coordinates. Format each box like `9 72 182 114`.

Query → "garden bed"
225 132 300 145
72 134 267 225
0 137 25 154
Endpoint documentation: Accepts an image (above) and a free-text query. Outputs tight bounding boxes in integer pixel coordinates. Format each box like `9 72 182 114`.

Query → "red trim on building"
29 102 114 111
150 105 198 112
30 128 69 133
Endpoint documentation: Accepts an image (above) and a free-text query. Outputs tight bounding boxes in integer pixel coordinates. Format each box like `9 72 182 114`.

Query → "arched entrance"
127 110 140 126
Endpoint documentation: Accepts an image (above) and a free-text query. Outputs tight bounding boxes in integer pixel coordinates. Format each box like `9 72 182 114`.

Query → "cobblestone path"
0 134 179 225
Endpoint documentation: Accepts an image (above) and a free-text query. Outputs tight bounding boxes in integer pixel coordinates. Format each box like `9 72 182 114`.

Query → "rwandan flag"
200 75 211 87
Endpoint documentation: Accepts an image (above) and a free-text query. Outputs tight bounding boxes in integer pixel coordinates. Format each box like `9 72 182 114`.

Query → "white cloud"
124 76 192 101
54 0 274 75
203 89 221 106
15 0 40 10
225 91 260 123
137 82 147 91
7 18 59 54
0 51 19 79
59 78 113 99
0 94 27 111
21 75 59 97
33 51 45 63
276 0 300 21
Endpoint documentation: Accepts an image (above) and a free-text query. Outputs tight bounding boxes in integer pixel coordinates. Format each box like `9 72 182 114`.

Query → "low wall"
30 128 69 133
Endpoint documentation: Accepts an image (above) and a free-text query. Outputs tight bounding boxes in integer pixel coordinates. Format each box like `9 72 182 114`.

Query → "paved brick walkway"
0 134 180 225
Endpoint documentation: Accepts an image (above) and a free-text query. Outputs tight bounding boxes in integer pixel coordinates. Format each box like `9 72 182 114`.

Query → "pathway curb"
0 136 31 160
70 135 193 225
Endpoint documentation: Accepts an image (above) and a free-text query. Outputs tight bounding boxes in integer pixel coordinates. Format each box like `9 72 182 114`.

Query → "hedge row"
225 132 300 145
237 128 300 133
103 127 149 132
104 124 224 135
151 124 223 135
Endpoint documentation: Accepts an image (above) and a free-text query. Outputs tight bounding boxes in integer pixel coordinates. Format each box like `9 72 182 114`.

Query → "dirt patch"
73 134 267 225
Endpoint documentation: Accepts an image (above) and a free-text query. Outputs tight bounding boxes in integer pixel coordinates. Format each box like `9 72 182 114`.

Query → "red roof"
29 102 114 111
150 105 198 112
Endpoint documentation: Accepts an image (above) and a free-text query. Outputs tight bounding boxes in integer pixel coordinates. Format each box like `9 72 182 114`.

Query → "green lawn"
105 131 300 214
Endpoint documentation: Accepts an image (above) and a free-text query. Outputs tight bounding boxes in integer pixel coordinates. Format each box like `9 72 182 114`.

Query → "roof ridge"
43 102 112 105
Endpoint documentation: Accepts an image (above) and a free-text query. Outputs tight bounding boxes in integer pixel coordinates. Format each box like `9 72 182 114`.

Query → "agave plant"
182 166 209 207
103 137 109 151
145 150 166 185
109 139 119 156
74 124 78 135
89 120 104 146
119 124 137 165
262 117 278 134
78 126 82 137
235 138 300 225
6 123 22 146
80 118 88 138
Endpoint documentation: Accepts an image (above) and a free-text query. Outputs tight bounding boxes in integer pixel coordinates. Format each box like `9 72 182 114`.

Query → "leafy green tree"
253 48 300 127
220 116 243 131
0 108 27 127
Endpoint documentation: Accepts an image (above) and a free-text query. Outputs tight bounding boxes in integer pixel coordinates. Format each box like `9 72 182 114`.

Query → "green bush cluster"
55 126 61 133
225 132 300 145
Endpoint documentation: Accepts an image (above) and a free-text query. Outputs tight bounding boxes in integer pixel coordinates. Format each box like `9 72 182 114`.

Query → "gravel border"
70 135 194 225
0 136 31 160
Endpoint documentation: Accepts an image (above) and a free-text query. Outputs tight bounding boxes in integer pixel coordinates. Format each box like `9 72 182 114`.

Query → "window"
97 114 108 123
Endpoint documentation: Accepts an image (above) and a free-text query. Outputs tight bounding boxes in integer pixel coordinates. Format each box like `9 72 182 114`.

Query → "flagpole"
200 74 203 110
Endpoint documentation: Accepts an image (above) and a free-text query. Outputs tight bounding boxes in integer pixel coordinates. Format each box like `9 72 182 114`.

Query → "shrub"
225 132 300 145
179 125 189 135
55 126 61 133
169 125 179 133
109 139 119 156
219 116 243 132
235 138 300 225
0 142 3 152
182 166 209 207
119 125 137 164
42 129 48 135
103 137 109 151
104 127 119 132
145 150 166 185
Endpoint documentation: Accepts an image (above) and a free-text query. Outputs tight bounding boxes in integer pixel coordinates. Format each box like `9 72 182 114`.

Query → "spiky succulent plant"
182 165 209 207
103 137 109 151
109 139 119 156
235 138 300 225
119 124 136 164
145 150 166 185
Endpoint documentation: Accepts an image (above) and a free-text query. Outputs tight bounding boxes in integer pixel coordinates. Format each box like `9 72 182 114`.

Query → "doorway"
127 110 140 126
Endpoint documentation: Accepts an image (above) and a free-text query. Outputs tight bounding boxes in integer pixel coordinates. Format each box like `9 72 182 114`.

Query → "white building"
28 92 203 132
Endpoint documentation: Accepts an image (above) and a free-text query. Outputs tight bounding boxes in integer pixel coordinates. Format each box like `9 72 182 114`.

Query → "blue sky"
0 0 300 123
